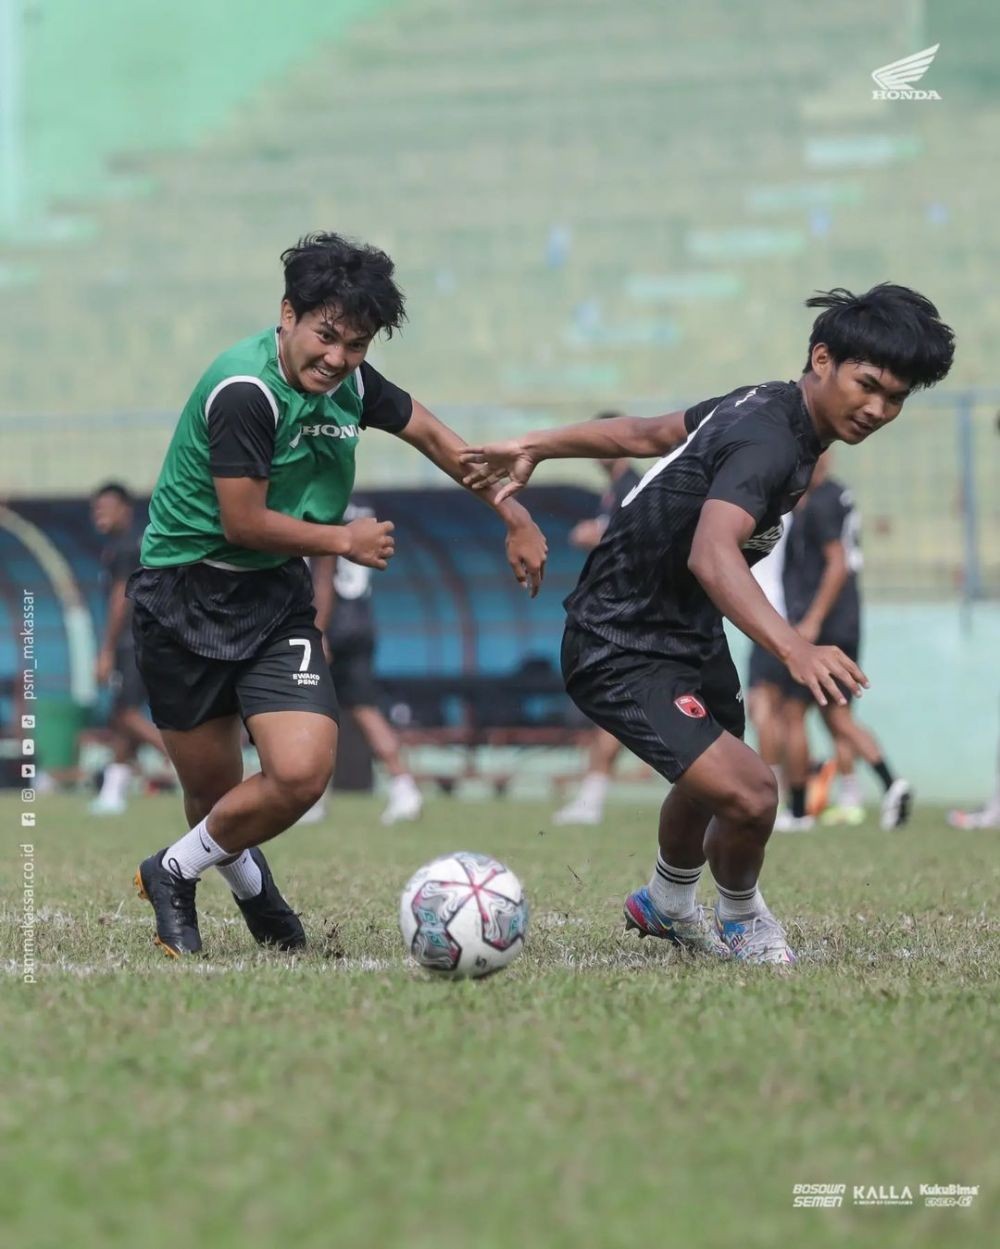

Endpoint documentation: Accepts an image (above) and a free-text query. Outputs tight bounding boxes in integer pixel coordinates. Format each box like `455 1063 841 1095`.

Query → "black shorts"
111 646 149 712
133 605 339 732
782 633 861 704
328 634 380 710
560 625 745 783
747 642 787 690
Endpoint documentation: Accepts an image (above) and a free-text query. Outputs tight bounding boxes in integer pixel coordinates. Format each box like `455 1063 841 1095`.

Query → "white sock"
215 850 263 900
100 762 132 803
390 773 420 796
715 881 766 920
162 818 230 881
838 772 863 808
648 855 703 917
577 772 609 806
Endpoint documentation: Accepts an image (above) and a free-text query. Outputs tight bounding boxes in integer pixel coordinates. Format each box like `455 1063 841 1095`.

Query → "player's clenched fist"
343 517 395 569
784 638 869 708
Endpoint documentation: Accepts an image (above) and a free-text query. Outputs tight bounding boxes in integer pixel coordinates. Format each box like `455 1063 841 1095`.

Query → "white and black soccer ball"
399 852 528 979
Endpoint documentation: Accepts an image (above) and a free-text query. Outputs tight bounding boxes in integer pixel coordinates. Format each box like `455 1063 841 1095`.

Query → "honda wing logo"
872 44 941 100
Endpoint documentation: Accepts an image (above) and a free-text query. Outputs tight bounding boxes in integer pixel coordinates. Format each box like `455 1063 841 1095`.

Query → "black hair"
92 481 133 505
803 283 955 390
281 232 407 337
594 410 625 421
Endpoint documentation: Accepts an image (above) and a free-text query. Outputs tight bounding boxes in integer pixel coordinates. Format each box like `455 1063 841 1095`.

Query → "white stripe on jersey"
621 405 721 508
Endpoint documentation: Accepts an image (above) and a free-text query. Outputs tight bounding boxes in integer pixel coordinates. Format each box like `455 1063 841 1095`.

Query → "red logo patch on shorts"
674 694 707 719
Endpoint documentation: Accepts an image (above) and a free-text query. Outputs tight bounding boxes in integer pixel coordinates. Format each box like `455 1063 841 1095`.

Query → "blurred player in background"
90 482 168 814
128 232 547 956
553 412 643 825
948 410 1000 830
307 501 423 827
778 452 912 832
463 284 954 965
745 519 790 797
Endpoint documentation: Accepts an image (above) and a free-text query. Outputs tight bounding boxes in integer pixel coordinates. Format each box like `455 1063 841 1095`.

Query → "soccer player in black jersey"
777 452 912 832
463 284 954 964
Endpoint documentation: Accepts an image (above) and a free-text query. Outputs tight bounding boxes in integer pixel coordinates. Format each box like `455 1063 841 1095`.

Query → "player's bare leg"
820 703 911 830
817 723 864 825
623 784 729 956
553 727 621 825
774 699 815 832
677 733 795 964
91 709 170 815
353 704 423 825
747 680 786 783
136 712 330 954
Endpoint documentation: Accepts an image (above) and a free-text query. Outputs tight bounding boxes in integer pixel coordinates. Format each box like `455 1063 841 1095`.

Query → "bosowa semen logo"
872 44 941 100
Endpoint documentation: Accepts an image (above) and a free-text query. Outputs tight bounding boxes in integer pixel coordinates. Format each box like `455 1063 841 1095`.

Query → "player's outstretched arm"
459 410 688 503
214 477 395 568
396 400 548 596
689 500 869 708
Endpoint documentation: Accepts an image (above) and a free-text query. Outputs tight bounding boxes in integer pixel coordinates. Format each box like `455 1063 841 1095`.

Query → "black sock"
790 785 807 818
871 759 894 792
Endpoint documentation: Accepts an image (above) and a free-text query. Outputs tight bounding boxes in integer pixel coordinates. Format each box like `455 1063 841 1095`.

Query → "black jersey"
783 476 861 640
100 528 142 651
598 467 642 524
563 381 823 660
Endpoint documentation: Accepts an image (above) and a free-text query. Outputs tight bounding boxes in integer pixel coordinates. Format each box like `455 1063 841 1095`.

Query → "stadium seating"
0 0 997 599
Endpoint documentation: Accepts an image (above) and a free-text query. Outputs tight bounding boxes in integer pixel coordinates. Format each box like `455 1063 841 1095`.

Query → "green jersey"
141 328 411 571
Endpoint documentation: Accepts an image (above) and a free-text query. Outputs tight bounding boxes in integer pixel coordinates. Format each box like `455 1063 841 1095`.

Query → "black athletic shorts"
561 624 745 783
781 632 861 704
133 605 339 732
111 645 149 712
747 642 787 690
328 634 380 710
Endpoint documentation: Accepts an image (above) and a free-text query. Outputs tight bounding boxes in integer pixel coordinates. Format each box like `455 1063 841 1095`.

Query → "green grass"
3 794 998 1248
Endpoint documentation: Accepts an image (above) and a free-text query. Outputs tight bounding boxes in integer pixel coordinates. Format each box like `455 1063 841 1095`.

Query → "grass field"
3 793 998 1249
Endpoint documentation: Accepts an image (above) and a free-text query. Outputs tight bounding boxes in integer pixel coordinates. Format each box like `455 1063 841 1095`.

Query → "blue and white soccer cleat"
623 888 730 957
714 905 796 966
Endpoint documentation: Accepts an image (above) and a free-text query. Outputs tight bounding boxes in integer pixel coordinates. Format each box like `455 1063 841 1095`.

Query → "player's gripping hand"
505 517 547 597
343 517 395 570
783 637 869 708
460 440 538 504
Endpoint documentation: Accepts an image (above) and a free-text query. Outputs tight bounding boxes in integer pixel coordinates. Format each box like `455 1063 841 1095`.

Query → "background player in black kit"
90 482 170 814
778 452 912 833
462 284 955 965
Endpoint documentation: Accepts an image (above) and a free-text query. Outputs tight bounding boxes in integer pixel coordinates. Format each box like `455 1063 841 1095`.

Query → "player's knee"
270 758 333 812
725 770 778 828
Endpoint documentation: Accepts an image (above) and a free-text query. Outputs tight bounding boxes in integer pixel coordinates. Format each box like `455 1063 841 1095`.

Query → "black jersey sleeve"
107 542 140 583
357 361 413 433
683 395 726 434
807 482 848 547
207 380 278 478
705 419 798 524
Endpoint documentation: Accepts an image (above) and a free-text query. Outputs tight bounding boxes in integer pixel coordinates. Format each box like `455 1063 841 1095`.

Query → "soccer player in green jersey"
130 232 548 957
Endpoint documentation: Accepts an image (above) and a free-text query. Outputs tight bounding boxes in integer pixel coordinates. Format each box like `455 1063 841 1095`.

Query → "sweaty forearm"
690 545 801 661
223 508 350 557
522 413 684 462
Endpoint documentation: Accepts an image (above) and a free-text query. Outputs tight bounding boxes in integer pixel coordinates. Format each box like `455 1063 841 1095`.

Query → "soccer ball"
399 851 529 979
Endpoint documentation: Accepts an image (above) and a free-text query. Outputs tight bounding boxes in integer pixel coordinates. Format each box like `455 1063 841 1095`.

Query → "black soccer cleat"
232 847 306 951
135 851 202 957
